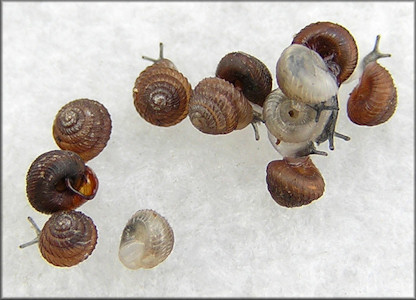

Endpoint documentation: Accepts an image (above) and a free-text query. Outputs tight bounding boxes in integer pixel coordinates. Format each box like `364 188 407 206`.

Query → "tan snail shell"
20 210 98 267
133 44 192 127
119 209 174 270
188 77 253 135
276 43 339 104
53 98 112 162
292 21 358 85
215 51 272 107
266 156 325 207
263 88 331 144
26 150 98 214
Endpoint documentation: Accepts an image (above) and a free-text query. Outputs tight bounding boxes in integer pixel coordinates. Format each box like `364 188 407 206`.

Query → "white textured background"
2 2 414 297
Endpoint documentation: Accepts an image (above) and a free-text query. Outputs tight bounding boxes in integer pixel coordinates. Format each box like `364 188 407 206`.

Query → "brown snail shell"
292 21 358 85
347 62 397 126
188 77 253 135
38 210 98 267
26 150 98 214
215 51 272 107
53 98 112 162
119 209 174 270
266 156 325 207
133 62 192 127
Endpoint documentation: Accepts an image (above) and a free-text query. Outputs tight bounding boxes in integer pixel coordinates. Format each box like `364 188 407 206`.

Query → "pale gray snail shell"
263 88 331 144
118 209 174 270
276 44 338 104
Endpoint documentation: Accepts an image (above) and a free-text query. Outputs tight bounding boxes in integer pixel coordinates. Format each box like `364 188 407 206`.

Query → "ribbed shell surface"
189 77 253 134
133 64 192 127
215 51 272 107
347 62 397 126
53 98 112 162
39 210 98 267
266 156 325 207
119 209 174 269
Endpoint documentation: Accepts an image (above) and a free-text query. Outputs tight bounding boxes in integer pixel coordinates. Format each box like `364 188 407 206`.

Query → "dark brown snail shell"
39 210 98 267
215 52 272 107
347 61 397 126
188 77 253 135
292 21 358 85
266 156 325 207
133 63 192 127
26 150 98 214
53 98 112 162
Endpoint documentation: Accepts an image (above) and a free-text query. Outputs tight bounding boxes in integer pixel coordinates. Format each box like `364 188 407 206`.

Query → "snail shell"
39 210 98 267
133 63 192 127
188 77 253 134
292 21 358 85
263 89 331 143
276 43 338 104
26 150 98 214
53 98 112 162
215 51 272 107
119 209 174 270
266 156 325 207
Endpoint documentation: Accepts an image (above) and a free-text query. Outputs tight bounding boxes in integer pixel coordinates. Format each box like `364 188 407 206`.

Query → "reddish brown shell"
215 52 272 107
292 21 358 85
347 62 397 126
26 150 98 214
133 64 192 127
53 99 112 162
188 77 253 135
266 156 325 207
39 210 98 267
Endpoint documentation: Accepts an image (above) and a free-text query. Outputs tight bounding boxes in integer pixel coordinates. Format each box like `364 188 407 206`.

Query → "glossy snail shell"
292 21 358 85
133 63 192 127
188 77 253 134
119 209 174 270
266 156 325 207
26 150 98 214
53 98 112 162
215 51 272 107
39 210 98 267
263 89 331 143
276 44 338 104
347 61 397 126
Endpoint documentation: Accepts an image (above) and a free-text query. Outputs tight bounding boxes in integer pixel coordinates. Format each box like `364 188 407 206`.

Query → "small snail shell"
215 51 272 107
263 89 331 143
20 211 98 267
26 150 98 214
133 43 192 127
266 156 325 207
53 98 112 162
292 21 358 85
188 77 253 134
119 209 174 270
276 44 338 104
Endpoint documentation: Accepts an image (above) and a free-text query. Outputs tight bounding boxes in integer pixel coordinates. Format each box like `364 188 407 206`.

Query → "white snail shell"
276 44 338 104
118 209 174 270
263 89 331 143
267 130 311 158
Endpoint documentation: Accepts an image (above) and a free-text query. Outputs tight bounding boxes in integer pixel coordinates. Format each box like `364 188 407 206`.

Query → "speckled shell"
53 99 112 162
276 44 338 104
119 209 174 270
347 61 397 126
263 89 331 143
215 51 272 107
266 156 325 207
292 21 358 85
26 150 98 214
39 210 98 267
188 77 253 134
133 63 192 127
